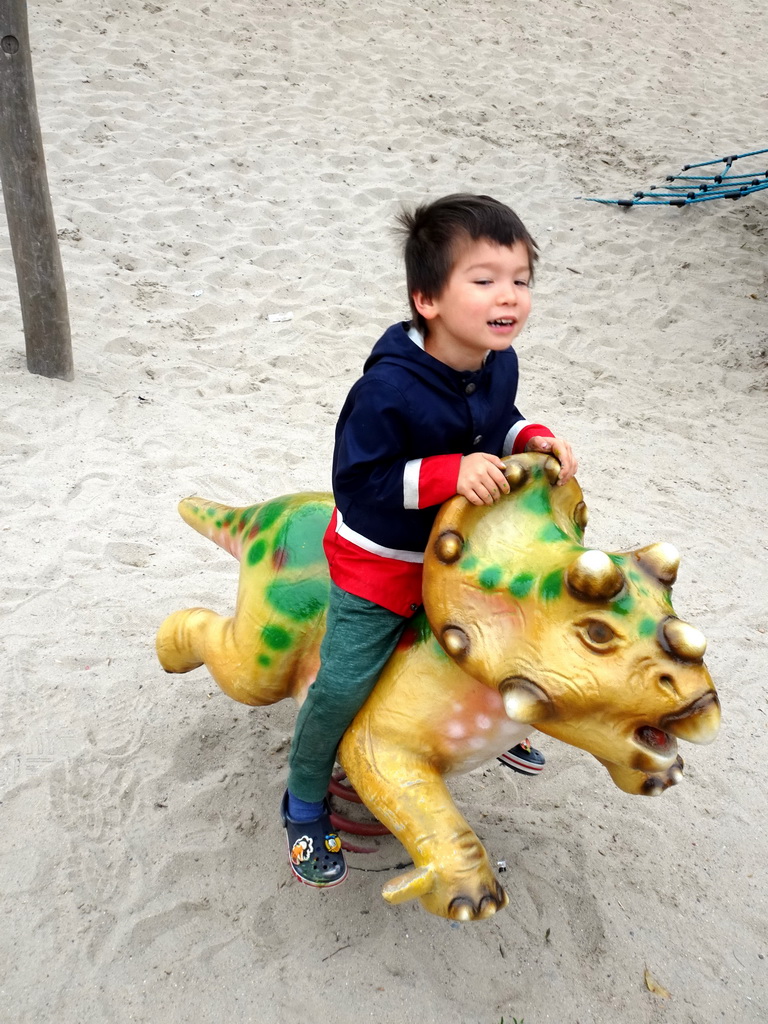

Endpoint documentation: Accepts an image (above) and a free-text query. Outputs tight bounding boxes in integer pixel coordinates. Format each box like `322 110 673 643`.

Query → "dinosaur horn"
565 550 624 601
661 692 720 745
434 530 464 565
633 542 680 586
660 618 707 662
500 677 552 723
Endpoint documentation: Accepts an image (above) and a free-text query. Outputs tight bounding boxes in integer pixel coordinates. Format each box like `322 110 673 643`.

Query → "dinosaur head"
422 453 720 795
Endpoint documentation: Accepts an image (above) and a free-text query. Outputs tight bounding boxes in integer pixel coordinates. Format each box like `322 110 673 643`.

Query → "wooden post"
0 0 73 381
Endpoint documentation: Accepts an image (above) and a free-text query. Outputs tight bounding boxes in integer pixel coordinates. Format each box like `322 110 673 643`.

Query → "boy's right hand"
457 453 510 506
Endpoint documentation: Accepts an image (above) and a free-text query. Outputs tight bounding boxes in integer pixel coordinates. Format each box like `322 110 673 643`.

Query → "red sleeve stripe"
503 421 554 455
416 453 463 508
403 453 463 509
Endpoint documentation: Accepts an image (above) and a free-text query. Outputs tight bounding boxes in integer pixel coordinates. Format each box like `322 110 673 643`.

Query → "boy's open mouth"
488 318 516 327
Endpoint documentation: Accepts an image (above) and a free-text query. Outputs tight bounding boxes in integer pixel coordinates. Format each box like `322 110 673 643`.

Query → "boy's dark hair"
397 193 539 335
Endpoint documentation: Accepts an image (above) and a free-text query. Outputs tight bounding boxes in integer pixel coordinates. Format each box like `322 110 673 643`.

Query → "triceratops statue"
156 453 719 920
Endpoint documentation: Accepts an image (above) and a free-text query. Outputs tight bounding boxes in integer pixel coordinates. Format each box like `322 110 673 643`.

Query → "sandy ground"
1 1 767 1021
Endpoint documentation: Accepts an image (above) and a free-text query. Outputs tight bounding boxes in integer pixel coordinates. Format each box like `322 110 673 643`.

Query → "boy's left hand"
524 436 578 486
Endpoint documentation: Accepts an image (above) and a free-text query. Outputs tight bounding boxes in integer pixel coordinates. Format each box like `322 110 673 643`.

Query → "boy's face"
414 238 532 371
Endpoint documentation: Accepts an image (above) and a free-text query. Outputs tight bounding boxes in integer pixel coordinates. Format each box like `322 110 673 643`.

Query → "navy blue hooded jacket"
323 322 552 615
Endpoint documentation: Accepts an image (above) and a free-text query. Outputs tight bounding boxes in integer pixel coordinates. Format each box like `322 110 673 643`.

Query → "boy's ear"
412 290 439 321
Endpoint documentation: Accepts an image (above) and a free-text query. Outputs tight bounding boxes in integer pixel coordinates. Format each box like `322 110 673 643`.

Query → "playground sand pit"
1 1 766 1021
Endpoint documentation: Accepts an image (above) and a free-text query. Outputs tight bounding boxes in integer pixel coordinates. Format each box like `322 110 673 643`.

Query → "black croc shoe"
281 791 348 888
498 738 546 775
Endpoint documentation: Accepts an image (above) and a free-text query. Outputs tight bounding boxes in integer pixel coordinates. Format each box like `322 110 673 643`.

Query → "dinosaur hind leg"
156 607 228 674
156 607 278 706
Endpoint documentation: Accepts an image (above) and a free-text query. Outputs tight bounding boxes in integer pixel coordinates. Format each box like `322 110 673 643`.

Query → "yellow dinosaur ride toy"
156 453 719 920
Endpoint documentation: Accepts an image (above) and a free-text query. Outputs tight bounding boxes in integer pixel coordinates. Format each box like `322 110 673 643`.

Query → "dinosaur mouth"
635 725 675 756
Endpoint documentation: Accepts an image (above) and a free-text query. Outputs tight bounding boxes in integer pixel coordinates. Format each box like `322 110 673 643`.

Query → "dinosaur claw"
382 865 434 905
449 900 474 922
447 883 508 921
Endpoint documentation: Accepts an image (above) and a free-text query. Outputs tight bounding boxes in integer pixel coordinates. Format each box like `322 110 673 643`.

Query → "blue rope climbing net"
583 148 768 207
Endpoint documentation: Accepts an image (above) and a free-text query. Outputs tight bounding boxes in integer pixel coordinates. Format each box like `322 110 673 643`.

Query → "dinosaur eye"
578 618 618 652
587 621 615 644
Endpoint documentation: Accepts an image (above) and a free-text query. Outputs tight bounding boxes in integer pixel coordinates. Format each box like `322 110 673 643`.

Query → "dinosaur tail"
178 496 263 561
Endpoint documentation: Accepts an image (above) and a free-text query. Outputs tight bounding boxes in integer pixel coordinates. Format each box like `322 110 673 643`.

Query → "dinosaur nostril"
660 674 674 688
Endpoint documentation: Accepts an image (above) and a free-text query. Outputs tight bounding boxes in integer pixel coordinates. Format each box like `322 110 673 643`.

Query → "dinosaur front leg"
340 736 507 920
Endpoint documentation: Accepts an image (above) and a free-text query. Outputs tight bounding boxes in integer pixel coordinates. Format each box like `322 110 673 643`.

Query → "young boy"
282 194 578 887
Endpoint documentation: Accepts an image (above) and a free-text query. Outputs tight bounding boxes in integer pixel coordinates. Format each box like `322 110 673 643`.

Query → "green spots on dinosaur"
239 499 333 576
257 653 271 668
266 577 329 622
460 554 479 572
272 503 330 570
221 511 243 536
509 572 535 599
611 593 635 616
399 611 434 651
413 611 433 646
626 569 651 597
479 565 503 590
520 484 552 518
256 498 289 532
538 522 569 544
262 624 293 651
396 614 448 661
247 539 267 566
638 617 657 638
540 569 563 601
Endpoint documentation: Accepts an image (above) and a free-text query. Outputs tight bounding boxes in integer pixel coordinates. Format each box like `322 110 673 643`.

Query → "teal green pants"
287 582 408 803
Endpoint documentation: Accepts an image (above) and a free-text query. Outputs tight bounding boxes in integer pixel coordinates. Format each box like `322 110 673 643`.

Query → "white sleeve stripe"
335 511 424 563
503 420 530 456
403 458 422 509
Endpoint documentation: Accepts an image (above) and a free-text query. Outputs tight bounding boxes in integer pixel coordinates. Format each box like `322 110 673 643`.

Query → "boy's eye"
515 280 531 288
474 279 493 286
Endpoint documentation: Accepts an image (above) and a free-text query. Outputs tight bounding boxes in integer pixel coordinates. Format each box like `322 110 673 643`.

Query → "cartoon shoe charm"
281 792 348 888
